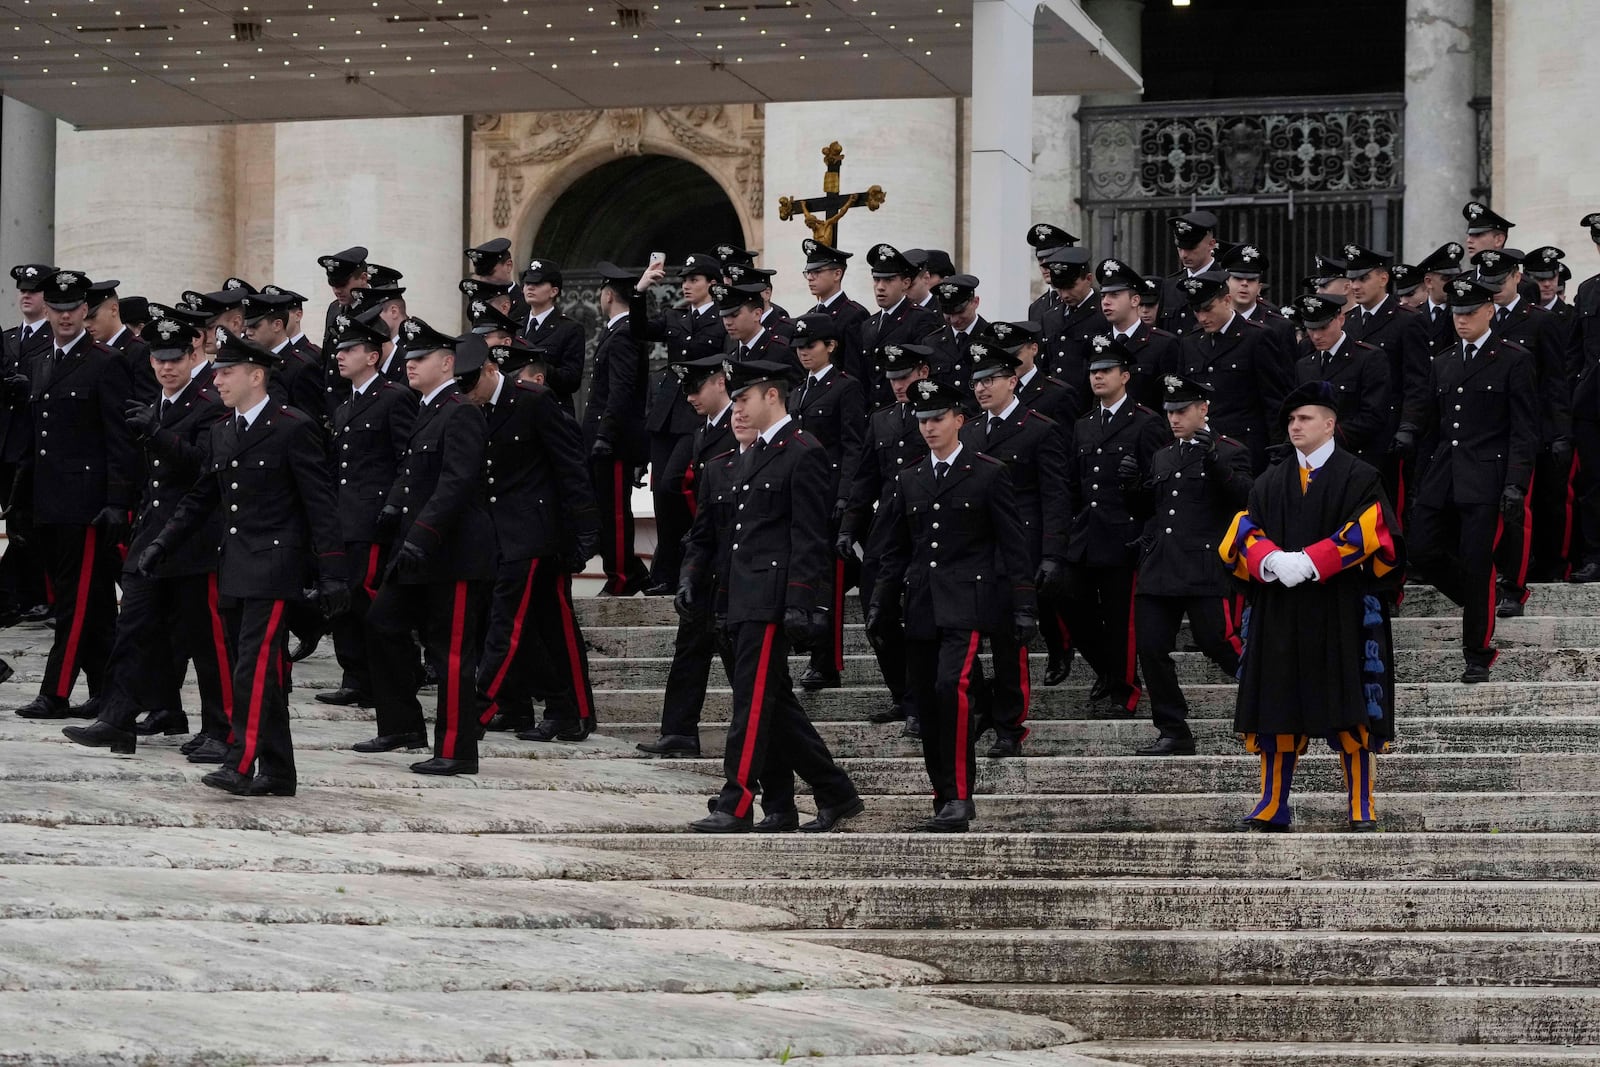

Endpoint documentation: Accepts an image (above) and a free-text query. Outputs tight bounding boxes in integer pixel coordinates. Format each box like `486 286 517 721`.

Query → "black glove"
375 503 402 535
831 499 848 523
1192 426 1215 453
1013 612 1038 647
91 506 129 540
631 464 648 489
1500 484 1526 517
1552 437 1575 462
134 541 166 577
123 399 160 440
1034 558 1065 597
673 580 699 620
1116 453 1140 487
0 372 29 401
1388 429 1416 456
565 530 598 574
809 607 831 649
835 530 857 560
864 603 894 652
393 539 428 575
590 437 614 459
784 606 812 650
313 578 351 618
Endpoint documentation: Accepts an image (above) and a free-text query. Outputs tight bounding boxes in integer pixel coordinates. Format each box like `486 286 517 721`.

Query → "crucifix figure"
777 141 886 248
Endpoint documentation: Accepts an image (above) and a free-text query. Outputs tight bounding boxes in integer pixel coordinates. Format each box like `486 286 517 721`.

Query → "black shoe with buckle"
133 707 191 736
800 797 865 833
314 687 370 707
754 810 799 833
798 667 842 691
185 736 232 764
1136 735 1197 756
517 718 593 742
62 720 136 754
636 734 700 757
351 731 428 753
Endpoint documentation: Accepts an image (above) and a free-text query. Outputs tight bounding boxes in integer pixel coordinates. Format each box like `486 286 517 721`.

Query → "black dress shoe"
179 733 210 756
286 626 326 663
482 712 534 733
133 708 191 736
1460 663 1492 684
754 810 800 833
1135 735 1197 757
245 775 297 797
916 799 974 833
986 736 1023 759
636 734 701 757
798 667 842 691
690 810 752 833
518 718 592 742
201 767 253 794
62 721 136 754
0 657 13 685
18 604 52 624
800 797 864 833
1495 597 1524 618
901 715 923 739
314 687 370 707
643 583 675 597
1571 562 1600 584
1348 820 1378 833
1043 653 1071 687
351 731 428 753
867 703 907 724
185 736 232 764
410 756 478 776
1240 817 1291 833
15 694 75 719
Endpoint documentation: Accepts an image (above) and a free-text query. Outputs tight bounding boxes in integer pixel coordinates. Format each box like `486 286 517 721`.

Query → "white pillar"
1 97 56 270
969 0 1036 320
273 117 464 330
1403 0 1477 256
55 124 234 301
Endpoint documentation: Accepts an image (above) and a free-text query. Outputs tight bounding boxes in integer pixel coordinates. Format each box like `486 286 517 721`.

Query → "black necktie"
737 344 749 361
935 460 950 482
800 375 817 407
1463 341 1475 363
1432 306 1444 325
235 414 249 434
160 398 173 421
1102 407 1113 428
986 416 1000 441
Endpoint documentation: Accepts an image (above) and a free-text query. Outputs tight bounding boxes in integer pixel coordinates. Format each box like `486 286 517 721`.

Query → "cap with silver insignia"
1462 201 1514 234
1162 374 1213 411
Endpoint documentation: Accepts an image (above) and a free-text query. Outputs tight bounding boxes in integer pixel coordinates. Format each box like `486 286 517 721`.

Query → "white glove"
1261 549 1314 588
1282 550 1321 584
1260 550 1289 585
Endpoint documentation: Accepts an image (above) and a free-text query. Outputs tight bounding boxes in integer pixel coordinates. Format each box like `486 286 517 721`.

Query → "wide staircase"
2 581 1600 1064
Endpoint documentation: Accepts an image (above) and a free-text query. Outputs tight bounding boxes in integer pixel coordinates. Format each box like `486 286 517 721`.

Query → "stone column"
762 101 957 315
55 124 234 301
1402 0 1477 256
1 97 57 270
273 117 465 330
968 0 1036 320
234 123 277 286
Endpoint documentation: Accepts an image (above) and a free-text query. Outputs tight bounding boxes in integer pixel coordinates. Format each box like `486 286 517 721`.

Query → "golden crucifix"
776 142 886 248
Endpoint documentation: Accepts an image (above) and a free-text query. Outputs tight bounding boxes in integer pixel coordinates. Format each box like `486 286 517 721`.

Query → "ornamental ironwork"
1469 96 1492 202
1080 94 1404 204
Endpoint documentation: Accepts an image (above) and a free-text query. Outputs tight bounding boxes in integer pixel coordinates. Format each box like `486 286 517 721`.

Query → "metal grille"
554 271 683 419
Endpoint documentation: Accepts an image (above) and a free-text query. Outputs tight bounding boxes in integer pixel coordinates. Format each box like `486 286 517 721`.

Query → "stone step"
933 984 1600 1045
0 988 1086 1065
656 879 1600 933
795 929 1600 986
1075 1039 1600 1066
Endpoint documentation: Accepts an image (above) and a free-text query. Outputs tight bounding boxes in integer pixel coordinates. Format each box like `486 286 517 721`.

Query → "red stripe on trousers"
1561 452 1578 578
832 558 845 672
43 570 54 606
1121 572 1141 711
54 526 99 698
206 574 235 727
733 623 776 818
1394 460 1406 525
682 462 698 519
1221 596 1243 656
1485 515 1504 651
1513 470 1535 594
237 600 285 773
442 581 468 758
363 544 381 599
610 460 626 593
1016 643 1032 728
480 558 539 724
954 630 980 800
555 573 593 720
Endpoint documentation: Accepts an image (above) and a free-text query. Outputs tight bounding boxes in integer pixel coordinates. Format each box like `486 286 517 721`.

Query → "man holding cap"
1220 380 1401 831
585 262 652 597
858 243 942 408
517 258 585 412
1127 375 1253 757
1160 211 1222 337
872 378 1036 831
13 270 139 720
1406 277 1539 683
1290 292 1391 467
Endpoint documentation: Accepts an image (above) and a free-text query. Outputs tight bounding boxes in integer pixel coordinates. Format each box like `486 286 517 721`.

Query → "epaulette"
973 451 1006 467
708 447 738 463
1134 402 1160 417
1019 408 1057 427
276 403 304 419
1235 315 1266 331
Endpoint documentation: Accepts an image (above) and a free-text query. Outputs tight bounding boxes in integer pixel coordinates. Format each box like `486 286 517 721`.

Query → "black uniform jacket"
637 296 727 438
729 325 798 373
1344 296 1431 447
107 326 160 406
922 316 989 398
787 366 867 507
161 401 344 601
484 378 597 562
332 376 418 544
1016 367 1080 430
1041 294 1111 401
805 293 871 388
126 369 229 579
858 298 942 405
680 445 740 619
1175 313 1293 469
26 331 139 524
842 400 930 547
1294 334 1391 463
582 314 650 463
519 309 586 412
1128 433 1253 597
385 384 495 584
1067 398 1171 567
873 448 1037 639
1118 319 1183 415
679 406 736 515
960 404 1070 571
1491 297 1573 444
0 320 50 464
1572 273 1600 422
1415 334 1539 507
270 340 329 424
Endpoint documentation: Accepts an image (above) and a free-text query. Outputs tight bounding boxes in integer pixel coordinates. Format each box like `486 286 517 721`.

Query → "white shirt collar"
54 329 87 354
708 400 732 428
351 372 379 396
237 393 271 427
741 326 765 350
1500 295 1521 315
190 361 209 380
420 381 453 406
1113 319 1140 341
106 325 127 348
1017 365 1038 389
530 307 553 329
1323 333 1347 358
487 374 507 407
1100 393 1129 418
807 362 834 383
606 311 628 329
931 441 964 468
1544 297 1561 311
1213 312 1236 336
1297 437 1337 471
1464 327 1491 350
1361 294 1389 315
271 339 291 354
289 332 307 345
1187 259 1216 278
160 378 192 403
758 413 792 445
880 296 906 318
692 299 716 316
990 397 1021 423
818 290 844 309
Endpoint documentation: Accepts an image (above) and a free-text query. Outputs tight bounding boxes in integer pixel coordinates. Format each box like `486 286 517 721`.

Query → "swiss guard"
1220 380 1403 833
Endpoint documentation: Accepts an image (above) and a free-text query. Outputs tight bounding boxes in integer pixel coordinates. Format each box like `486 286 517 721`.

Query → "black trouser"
221 597 294 780
986 632 1031 744
649 431 692 590
1410 496 1501 668
659 613 735 739
477 556 596 727
99 571 233 739
715 620 857 819
38 523 120 701
0 535 45 613
328 541 384 695
1381 452 1410 533
807 525 858 678
1135 593 1241 740
591 457 649 594
367 578 489 760
1531 449 1579 581
906 629 987 804
1064 562 1141 711
1494 466 1535 603
1576 418 1600 568
1039 589 1073 664
857 556 908 706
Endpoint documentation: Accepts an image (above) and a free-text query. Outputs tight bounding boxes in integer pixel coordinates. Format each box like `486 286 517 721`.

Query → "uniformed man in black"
838 343 934 732
357 318 494 774
800 238 871 387
858 243 943 408
721 282 796 369
63 314 233 757
1096 257 1180 411
466 237 530 327
1412 242 1468 350
1407 277 1539 683
1527 246 1571 318
13 271 138 719
243 290 327 421
685 359 864 834
633 252 727 596
1308 253 1352 302
309 314 419 710
873 378 1036 832
1218 244 1297 361
85 280 158 405
993 319 1078 428
1462 200 1513 259
1126 375 1253 756
1392 263 1426 311
961 345 1068 758
724 261 793 340
316 246 369 410
451 336 601 744
788 313 868 691
179 287 248 361
1138 276 1165 331
349 286 411 386
1570 213 1600 583
516 258 585 412
1064 335 1171 716
1292 292 1391 466
0 263 55 629
585 262 652 596
1159 211 1221 338
906 248 956 312
135 327 347 796
923 273 988 400
1173 272 1294 472
1041 247 1110 410
642 355 737 758
1025 223 1078 323
260 285 319 363
458 276 514 320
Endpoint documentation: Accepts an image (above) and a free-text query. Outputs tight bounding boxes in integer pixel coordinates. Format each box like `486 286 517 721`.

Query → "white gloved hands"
1261 549 1320 588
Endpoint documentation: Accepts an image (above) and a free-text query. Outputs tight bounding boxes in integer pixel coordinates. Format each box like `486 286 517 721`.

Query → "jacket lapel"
933 455 975 498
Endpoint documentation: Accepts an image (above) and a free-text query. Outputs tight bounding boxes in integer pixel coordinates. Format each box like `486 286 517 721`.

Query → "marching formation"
3 198 1596 834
